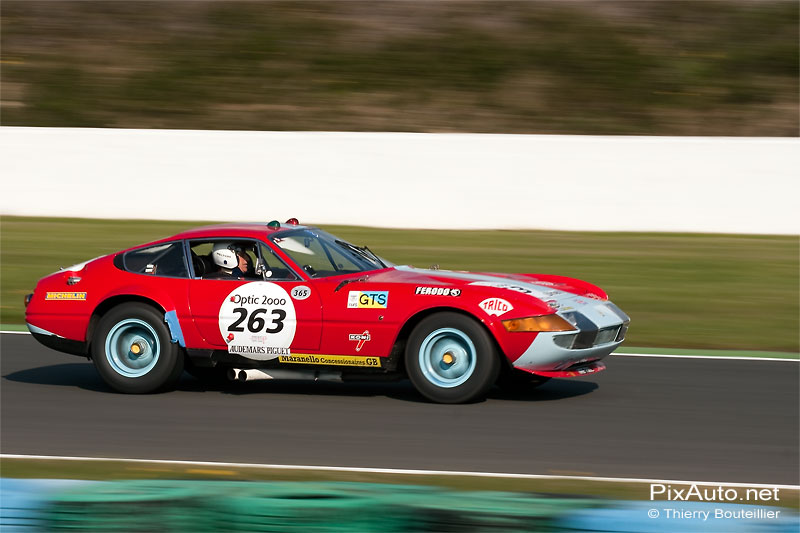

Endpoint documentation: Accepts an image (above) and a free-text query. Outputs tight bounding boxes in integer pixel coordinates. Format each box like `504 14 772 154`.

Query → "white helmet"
211 242 239 268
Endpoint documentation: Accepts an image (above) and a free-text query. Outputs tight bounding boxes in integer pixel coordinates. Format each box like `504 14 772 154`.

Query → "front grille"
573 330 597 349
595 326 620 346
615 323 629 342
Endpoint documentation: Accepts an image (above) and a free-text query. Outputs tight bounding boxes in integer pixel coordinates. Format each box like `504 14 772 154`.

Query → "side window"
123 242 188 278
188 239 298 281
258 243 299 281
271 232 361 277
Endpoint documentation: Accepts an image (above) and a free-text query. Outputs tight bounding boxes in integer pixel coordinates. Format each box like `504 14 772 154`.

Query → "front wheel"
405 312 500 404
91 303 184 393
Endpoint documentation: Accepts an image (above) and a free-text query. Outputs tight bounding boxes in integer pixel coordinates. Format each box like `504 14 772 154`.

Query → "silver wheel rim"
418 328 477 388
105 319 160 378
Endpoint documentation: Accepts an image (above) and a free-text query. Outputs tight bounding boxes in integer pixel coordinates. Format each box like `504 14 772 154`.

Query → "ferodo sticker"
218 282 296 360
479 298 514 316
279 354 381 367
347 290 388 309
415 286 461 296
290 286 311 300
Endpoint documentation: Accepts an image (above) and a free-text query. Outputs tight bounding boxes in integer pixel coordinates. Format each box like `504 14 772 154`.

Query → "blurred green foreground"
1 216 797 353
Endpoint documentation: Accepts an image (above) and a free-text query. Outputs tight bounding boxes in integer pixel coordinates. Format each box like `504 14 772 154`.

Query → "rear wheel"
91 303 183 393
405 312 499 404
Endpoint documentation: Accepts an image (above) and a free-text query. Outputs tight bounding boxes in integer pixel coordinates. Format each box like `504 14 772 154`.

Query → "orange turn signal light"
502 315 576 332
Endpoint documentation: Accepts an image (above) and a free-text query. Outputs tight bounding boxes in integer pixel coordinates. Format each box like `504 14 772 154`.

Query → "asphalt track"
1 333 797 485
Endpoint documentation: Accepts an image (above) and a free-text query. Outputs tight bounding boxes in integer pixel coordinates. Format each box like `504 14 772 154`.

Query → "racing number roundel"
218 282 297 360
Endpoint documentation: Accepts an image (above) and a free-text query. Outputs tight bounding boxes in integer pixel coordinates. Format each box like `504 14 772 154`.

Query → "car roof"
164 223 314 242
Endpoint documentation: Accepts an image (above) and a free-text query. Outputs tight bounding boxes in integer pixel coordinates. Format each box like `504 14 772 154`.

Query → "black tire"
405 312 500 404
91 303 184 393
496 367 551 392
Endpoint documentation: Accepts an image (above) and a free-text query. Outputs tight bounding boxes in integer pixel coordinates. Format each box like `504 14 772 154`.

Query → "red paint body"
25 224 617 374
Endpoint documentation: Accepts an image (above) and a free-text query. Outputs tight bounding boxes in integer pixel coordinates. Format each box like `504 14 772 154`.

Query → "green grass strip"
1 457 796 510
0 324 29 332
2 215 798 352
615 346 799 360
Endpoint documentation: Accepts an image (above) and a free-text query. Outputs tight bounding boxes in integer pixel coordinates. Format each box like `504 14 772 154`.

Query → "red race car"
25 220 629 403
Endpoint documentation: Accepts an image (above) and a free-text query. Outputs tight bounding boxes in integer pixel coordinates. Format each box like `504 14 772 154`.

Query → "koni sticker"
347 290 388 309
478 298 514 316
45 292 87 301
218 282 296 360
348 331 371 352
415 287 461 297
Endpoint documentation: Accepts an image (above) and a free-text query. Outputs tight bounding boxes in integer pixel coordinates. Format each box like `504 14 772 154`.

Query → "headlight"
502 315 577 332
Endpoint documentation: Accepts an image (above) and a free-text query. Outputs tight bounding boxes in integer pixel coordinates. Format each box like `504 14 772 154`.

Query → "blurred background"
2 0 798 135
1 2 798 532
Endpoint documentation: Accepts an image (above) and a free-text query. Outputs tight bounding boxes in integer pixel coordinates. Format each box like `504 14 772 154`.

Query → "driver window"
189 240 261 280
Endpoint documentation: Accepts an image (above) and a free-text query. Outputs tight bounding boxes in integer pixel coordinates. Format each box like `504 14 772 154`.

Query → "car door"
187 239 321 359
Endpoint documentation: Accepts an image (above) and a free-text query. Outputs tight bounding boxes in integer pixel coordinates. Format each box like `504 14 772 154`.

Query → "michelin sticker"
478 298 513 316
218 282 297 360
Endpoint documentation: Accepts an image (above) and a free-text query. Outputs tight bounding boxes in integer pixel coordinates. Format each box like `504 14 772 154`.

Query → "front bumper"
511 300 629 374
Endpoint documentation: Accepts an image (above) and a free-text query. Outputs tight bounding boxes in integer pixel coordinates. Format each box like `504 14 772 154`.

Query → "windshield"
270 229 391 278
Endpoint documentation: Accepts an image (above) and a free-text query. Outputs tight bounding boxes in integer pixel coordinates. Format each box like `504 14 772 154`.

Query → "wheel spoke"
105 319 161 378
418 328 476 388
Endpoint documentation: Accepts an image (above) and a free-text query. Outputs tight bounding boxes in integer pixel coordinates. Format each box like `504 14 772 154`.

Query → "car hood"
362 266 609 309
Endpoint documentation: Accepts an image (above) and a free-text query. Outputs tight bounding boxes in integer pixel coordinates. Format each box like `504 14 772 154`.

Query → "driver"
208 242 250 279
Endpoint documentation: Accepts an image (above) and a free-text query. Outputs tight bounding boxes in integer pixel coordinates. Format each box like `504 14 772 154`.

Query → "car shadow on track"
3 363 110 393
4 365 598 403
179 374 599 404
178 374 425 402
487 379 599 402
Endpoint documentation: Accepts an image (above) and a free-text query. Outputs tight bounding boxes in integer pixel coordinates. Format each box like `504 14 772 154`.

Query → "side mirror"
255 262 272 280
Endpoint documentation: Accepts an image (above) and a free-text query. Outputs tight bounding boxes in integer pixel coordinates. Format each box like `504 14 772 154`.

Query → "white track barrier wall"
1 127 798 234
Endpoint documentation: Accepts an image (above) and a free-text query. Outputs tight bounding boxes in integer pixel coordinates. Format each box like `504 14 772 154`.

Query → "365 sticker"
218 282 296 360
478 298 514 316
291 286 311 300
347 291 388 309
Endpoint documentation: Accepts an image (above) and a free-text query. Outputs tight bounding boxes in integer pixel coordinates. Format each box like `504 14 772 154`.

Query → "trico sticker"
347 290 388 309
478 298 514 316
348 330 371 352
218 282 296 360
415 286 461 297
290 286 311 301
45 292 86 301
